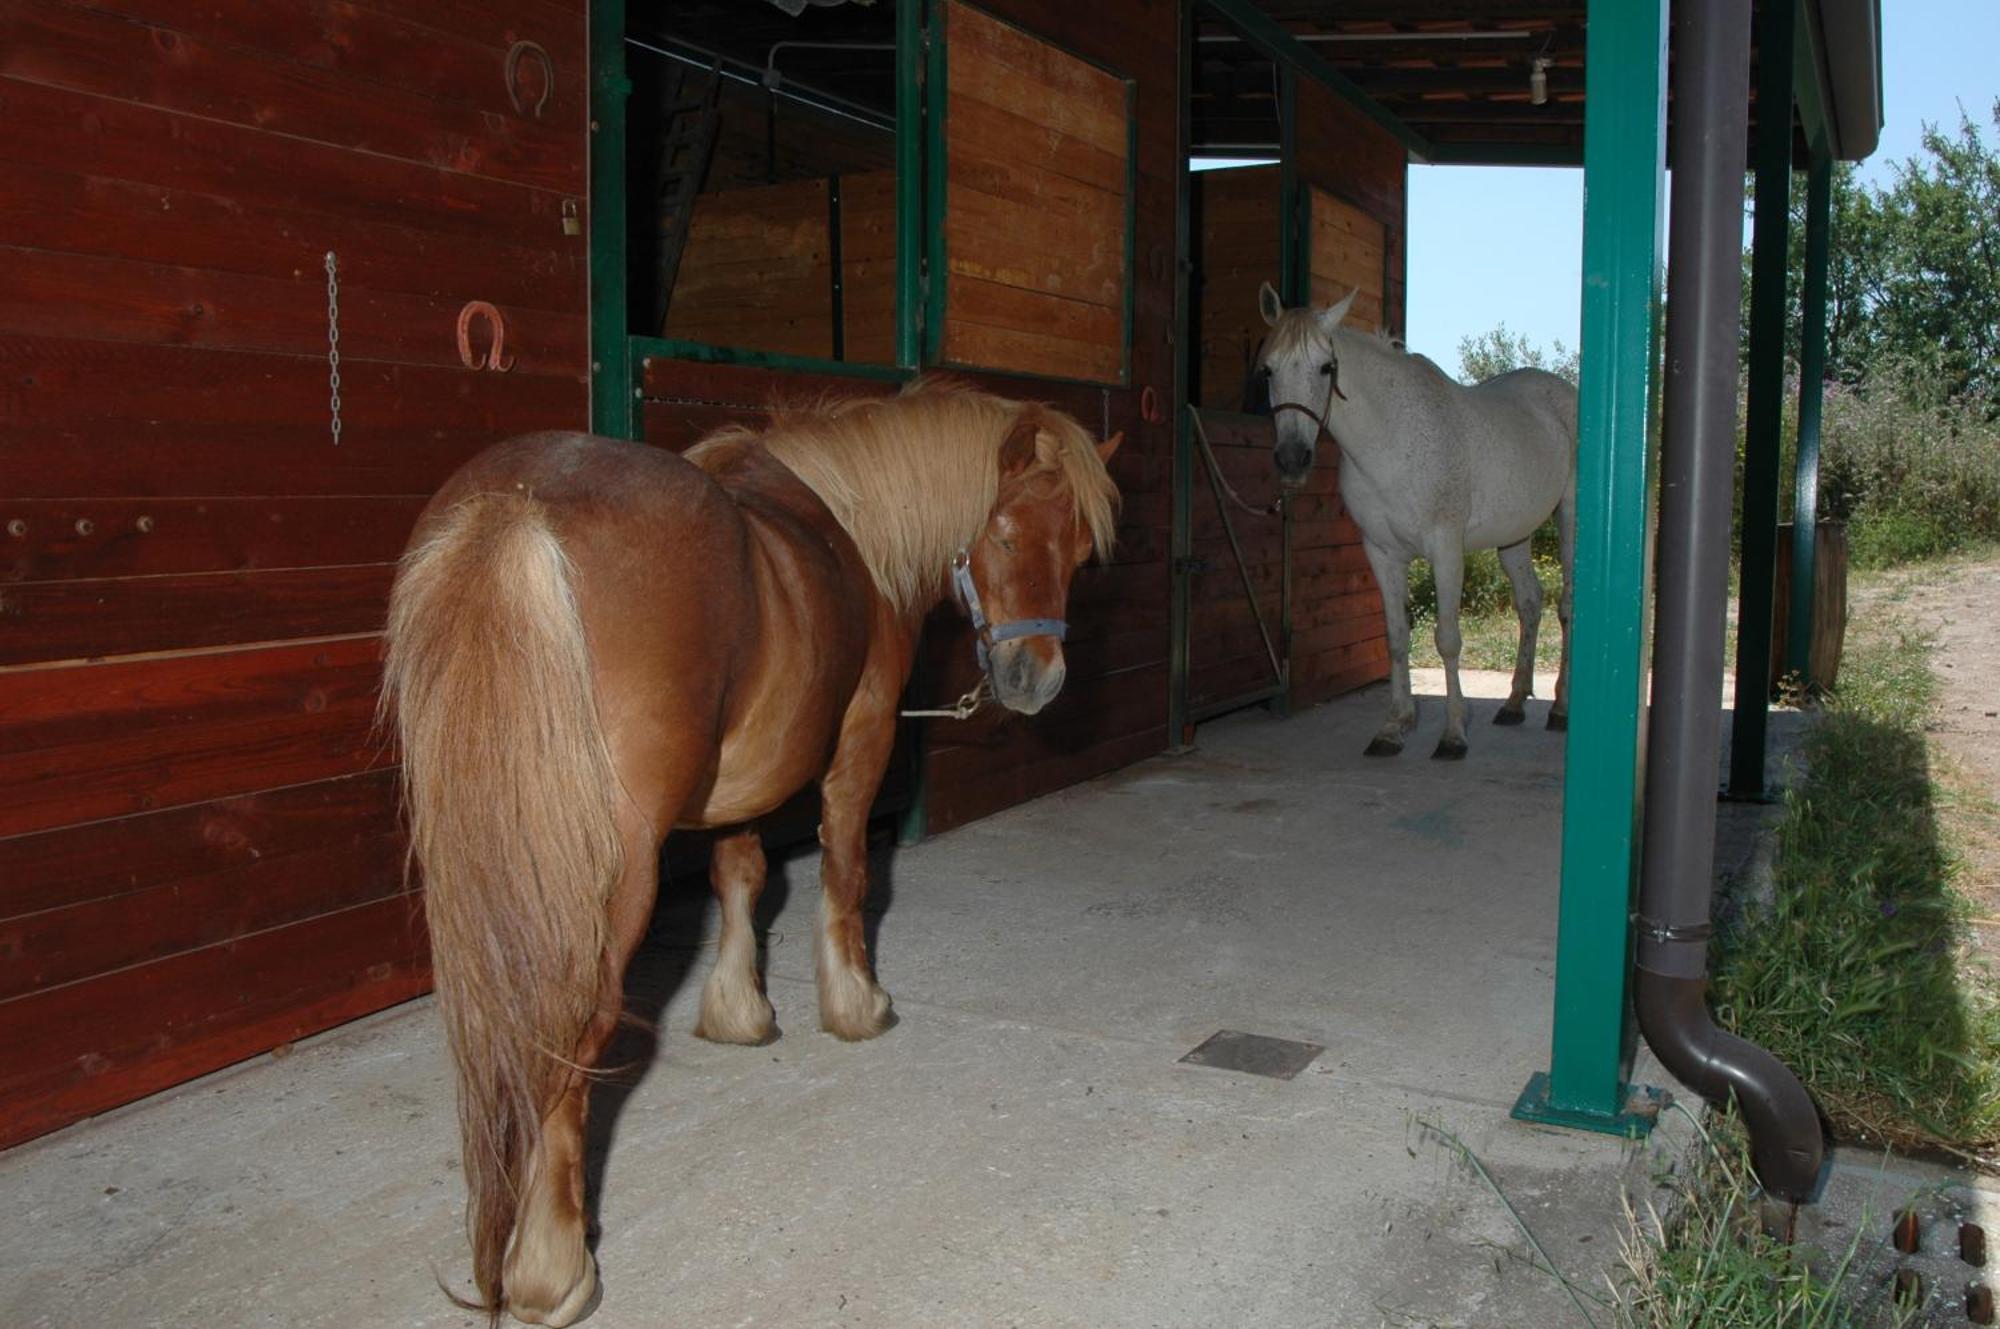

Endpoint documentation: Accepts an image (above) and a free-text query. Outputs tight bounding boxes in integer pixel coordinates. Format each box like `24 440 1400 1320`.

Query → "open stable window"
626 2 904 370
928 0 1135 385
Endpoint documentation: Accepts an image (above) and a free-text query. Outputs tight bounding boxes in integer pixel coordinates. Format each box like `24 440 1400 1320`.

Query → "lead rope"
900 677 991 720
1188 407 1282 518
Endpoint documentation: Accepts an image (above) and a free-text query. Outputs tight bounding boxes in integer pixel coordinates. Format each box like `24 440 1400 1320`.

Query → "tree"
1873 103 2000 400
1456 324 1580 386
1745 100 2000 401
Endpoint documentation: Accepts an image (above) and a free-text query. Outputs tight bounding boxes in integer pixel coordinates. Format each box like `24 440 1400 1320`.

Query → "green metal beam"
922 0 949 366
1787 145 1834 684
895 0 923 371
588 0 634 439
1793 0 1833 163
1169 0 1194 751
1513 0 1667 1137
1278 65 1302 306
1728 0 1798 799
629 337 910 382
1195 0 1435 163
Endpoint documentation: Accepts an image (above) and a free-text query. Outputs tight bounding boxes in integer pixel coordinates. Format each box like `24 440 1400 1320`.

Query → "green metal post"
1787 146 1833 685
895 0 923 371
588 0 634 439
1278 66 1302 306
922 0 950 365
1512 0 1667 1136
895 0 932 845
1728 0 1797 799
1168 0 1194 751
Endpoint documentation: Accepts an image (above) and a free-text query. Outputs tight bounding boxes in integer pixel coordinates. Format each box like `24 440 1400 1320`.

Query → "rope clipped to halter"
898 549 1068 721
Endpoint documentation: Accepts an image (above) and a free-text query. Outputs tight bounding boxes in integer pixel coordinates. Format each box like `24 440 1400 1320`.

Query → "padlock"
562 199 582 237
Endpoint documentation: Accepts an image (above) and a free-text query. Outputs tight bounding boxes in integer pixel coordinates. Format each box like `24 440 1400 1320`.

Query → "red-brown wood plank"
0 0 582 194
69 0 587 129
1 635 380 751
0 563 396 667
0 639 389 837
0 78 575 248
0 829 403 1001
0 247 586 374
1 337 585 498
0 892 430 1150
0 768 398 920
0 161 582 313
4 497 424 583
0 656 388 840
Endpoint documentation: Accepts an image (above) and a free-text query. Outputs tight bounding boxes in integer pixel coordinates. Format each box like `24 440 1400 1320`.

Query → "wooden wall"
662 171 897 364
0 0 590 1149
1194 166 1280 412
937 0 1130 385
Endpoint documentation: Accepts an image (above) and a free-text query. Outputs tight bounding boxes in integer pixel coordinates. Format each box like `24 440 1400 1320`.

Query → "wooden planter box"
1769 519 1849 694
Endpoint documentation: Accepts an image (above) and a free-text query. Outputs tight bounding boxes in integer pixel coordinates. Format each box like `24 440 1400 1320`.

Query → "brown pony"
381 381 1120 1326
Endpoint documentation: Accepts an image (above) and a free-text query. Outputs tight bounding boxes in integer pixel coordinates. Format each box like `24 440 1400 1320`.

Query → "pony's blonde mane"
689 379 1119 613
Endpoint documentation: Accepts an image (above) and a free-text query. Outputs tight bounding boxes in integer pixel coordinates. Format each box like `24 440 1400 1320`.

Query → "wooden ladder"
653 61 722 332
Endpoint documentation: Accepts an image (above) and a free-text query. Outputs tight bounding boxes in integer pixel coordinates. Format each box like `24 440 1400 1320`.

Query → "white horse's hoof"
1363 735 1405 758
1432 736 1469 761
1493 704 1527 726
1547 710 1569 733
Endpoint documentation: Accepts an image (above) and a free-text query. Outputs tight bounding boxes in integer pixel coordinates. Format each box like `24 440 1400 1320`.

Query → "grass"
1611 1107 1920 1329
1708 588 2000 1155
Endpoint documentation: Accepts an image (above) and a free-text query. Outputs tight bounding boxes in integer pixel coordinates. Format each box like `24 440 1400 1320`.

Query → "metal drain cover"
1178 1030 1324 1081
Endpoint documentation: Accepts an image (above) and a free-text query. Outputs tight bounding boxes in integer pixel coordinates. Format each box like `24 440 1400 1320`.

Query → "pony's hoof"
1363 736 1405 758
1431 737 1469 761
1546 711 1568 733
693 992 778 1047
1493 705 1526 727
508 1255 599 1328
820 980 896 1041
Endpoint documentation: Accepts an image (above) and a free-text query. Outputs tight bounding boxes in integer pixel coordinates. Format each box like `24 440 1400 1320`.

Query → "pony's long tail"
381 492 623 1318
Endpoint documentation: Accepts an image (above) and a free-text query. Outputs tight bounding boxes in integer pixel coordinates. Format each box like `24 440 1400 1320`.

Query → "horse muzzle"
988 639 1066 715
1274 439 1315 490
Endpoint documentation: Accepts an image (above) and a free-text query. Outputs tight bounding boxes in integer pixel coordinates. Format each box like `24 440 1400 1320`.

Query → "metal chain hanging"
324 251 343 446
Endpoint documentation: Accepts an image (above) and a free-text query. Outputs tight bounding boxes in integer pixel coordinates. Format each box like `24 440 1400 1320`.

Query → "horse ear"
1258 281 1284 328
1317 286 1361 332
1096 431 1123 465
998 413 1041 478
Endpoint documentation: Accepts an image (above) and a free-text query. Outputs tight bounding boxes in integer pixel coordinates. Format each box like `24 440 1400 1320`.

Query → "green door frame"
1510 0 1668 1136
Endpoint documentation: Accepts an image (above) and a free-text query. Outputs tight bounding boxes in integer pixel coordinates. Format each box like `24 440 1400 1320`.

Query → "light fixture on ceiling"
1529 56 1552 105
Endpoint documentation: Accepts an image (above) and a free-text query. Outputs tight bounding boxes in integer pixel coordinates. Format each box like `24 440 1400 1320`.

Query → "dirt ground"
1850 553 2000 932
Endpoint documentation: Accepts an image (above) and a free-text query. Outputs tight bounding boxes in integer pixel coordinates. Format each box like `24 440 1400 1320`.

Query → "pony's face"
1257 282 1359 491
966 421 1122 716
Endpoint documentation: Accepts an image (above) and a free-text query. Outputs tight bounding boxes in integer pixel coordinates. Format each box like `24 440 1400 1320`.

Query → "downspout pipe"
1638 0 1826 1202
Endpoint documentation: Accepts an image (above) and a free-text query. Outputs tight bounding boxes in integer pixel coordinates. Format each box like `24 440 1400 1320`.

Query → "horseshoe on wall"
456 301 515 372
505 40 554 119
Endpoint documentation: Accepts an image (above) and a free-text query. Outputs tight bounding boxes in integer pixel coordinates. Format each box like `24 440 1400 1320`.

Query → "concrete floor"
3 673 1699 1329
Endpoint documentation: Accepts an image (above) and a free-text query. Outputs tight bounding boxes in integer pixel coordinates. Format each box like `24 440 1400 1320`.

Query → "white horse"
1256 283 1577 759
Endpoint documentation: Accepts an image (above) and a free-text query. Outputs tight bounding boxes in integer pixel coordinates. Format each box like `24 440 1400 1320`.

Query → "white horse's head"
1257 282 1360 491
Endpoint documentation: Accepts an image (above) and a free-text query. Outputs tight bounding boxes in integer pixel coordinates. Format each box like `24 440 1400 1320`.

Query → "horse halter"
1268 353 1347 440
952 548 1067 674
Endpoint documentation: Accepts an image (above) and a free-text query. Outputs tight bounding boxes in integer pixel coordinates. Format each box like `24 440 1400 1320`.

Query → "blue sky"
1401 1 2000 374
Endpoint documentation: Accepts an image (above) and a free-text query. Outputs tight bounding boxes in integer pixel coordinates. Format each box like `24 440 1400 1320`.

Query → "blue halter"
951 548 1068 674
